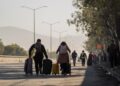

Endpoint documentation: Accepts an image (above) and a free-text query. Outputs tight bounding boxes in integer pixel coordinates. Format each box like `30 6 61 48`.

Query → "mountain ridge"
0 26 86 53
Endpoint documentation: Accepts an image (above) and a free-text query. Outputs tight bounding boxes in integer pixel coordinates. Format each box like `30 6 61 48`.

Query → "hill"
0 26 86 53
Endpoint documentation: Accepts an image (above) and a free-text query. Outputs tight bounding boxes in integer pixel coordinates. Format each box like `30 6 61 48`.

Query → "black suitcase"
24 58 33 75
66 63 71 75
61 63 71 75
42 59 52 74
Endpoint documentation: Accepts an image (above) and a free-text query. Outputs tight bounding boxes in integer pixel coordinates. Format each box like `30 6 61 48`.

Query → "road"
0 62 119 86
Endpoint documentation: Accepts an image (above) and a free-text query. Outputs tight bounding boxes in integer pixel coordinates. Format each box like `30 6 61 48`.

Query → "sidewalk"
99 62 120 82
81 65 119 86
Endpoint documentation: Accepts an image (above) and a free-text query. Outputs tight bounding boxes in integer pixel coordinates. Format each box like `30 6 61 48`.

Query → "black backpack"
80 53 86 59
35 43 42 53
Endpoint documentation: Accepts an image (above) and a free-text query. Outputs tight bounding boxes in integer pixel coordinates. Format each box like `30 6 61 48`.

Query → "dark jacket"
72 51 77 59
29 43 48 59
87 53 93 66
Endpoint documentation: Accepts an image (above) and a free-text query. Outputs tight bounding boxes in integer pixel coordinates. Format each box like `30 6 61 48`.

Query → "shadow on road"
0 73 84 80
0 63 85 80
72 67 86 71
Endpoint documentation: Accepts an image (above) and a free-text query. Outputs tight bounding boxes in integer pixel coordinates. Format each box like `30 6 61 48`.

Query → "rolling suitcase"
52 63 60 75
61 63 71 75
42 59 52 75
24 58 33 75
66 63 71 75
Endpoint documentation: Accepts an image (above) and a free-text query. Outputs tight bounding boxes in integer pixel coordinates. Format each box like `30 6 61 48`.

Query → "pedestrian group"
25 38 103 76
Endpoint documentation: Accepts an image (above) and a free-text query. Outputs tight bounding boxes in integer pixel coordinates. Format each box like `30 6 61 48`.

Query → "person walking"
107 40 117 68
71 50 77 66
79 50 87 66
29 39 48 76
56 41 71 75
87 52 93 66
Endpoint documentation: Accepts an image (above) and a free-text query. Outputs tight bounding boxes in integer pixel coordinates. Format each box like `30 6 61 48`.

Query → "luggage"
24 58 33 75
42 59 52 74
61 63 71 75
65 63 71 75
52 63 60 75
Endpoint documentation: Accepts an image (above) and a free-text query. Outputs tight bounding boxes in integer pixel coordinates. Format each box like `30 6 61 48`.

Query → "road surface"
0 62 118 86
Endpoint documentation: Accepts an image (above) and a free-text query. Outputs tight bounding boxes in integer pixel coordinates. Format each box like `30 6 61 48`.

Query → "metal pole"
59 32 61 43
42 21 60 57
50 24 52 58
33 9 36 43
54 30 68 44
21 6 47 43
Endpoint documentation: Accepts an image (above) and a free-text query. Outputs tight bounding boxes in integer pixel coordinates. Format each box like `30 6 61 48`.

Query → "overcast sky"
0 0 85 37
0 0 88 52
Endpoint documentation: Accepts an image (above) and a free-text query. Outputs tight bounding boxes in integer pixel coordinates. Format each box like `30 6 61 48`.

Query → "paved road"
0 62 119 86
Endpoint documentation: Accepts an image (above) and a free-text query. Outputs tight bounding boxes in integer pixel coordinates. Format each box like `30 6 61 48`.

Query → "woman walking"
56 41 71 75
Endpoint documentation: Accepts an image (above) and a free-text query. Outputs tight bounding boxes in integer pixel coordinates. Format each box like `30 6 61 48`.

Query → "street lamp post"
42 21 60 57
22 5 47 43
54 30 68 43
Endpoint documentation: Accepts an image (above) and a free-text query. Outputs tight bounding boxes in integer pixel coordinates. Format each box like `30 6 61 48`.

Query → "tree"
68 0 120 52
3 44 27 56
0 39 4 55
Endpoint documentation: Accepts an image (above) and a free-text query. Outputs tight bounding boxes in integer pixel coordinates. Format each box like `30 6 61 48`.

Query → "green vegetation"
0 39 4 55
0 39 27 56
68 0 120 52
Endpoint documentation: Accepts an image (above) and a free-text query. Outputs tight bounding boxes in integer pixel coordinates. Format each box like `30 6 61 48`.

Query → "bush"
3 43 27 56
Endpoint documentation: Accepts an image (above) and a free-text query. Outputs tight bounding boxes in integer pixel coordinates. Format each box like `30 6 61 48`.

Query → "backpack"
35 43 42 53
72 52 77 58
80 53 86 59
59 45 67 54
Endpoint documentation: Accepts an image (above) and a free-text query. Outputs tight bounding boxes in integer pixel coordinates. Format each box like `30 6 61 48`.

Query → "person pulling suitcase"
29 39 48 76
56 41 71 76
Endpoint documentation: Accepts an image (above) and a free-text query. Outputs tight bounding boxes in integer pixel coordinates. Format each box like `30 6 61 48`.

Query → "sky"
0 0 88 52
0 0 85 37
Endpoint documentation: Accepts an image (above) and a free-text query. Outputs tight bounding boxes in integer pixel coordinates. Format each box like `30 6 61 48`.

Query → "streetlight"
54 30 68 43
42 21 60 57
21 5 47 43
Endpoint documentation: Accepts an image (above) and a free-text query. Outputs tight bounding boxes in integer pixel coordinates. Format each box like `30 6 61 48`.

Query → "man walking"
29 39 48 75
107 40 117 68
71 50 77 66
79 50 87 66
